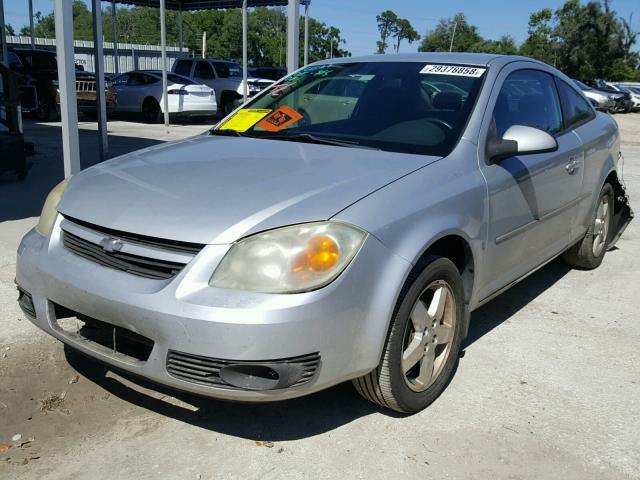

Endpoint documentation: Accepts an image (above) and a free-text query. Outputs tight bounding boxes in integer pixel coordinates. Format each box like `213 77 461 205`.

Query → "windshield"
17 51 57 70
573 80 591 91
214 62 242 78
213 62 486 156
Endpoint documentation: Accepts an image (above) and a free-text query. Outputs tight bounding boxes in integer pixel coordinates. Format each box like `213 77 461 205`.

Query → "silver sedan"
16 53 633 413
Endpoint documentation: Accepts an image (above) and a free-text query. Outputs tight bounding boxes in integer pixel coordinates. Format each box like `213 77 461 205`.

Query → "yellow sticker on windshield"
218 109 272 132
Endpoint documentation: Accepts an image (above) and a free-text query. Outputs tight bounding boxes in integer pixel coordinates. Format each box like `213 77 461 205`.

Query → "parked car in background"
172 58 274 114
573 79 617 112
9 48 117 121
583 79 633 113
248 66 287 81
110 70 217 123
611 84 640 112
18 53 632 414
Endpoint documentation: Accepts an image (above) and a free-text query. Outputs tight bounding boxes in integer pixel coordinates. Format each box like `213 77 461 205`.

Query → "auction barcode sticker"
420 65 486 77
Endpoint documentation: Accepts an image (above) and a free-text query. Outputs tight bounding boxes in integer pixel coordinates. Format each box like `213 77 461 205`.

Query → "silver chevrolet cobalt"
16 53 633 413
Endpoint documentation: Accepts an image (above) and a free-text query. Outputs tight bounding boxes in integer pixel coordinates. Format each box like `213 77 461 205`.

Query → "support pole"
202 31 206 58
178 8 183 54
159 0 169 128
303 2 309 66
0 0 7 64
242 0 248 103
111 1 119 74
449 21 458 52
92 0 108 162
28 0 35 48
286 0 299 73
54 0 80 176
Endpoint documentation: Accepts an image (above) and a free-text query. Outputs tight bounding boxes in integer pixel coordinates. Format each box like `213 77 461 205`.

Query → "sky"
4 0 639 55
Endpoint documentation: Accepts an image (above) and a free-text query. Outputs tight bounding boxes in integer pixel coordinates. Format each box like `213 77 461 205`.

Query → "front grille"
64 216 203 255
76 80 96 93
52 303 154 362
62 230 185 280
166 351 321 390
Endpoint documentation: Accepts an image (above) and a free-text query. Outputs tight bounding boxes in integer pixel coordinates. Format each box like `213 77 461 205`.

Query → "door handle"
565 156 580 174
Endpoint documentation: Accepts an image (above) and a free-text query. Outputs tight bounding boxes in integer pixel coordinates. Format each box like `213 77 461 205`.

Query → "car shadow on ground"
0 120 166 222
64 258 572 441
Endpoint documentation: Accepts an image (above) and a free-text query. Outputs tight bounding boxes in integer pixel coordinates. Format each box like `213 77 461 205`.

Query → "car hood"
58 136 436 244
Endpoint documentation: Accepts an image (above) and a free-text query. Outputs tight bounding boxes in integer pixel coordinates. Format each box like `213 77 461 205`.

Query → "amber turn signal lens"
293 235 340 273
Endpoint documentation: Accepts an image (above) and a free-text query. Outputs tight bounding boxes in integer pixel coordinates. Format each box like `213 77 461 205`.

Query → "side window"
142 74 159 85
493 69 563 137
556 79 595 129
111 74 129 86
212 62 230 78
174 60 192 77
127 73 145 86
194 61 215 79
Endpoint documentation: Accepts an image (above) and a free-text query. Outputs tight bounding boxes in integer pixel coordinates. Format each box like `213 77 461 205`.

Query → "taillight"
168 89 188 95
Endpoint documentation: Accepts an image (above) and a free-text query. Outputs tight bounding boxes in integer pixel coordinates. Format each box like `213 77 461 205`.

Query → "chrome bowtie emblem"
99 237 123 253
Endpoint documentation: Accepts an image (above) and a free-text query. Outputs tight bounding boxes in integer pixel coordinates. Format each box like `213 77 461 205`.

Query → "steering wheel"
423 118 454 132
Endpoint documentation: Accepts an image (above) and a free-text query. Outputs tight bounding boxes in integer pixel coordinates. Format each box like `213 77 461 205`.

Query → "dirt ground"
1 115 639 479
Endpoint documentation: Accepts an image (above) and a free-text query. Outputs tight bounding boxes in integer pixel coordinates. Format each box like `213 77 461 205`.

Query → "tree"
393 18 420 53
16 5 349 67
521 0 638 79
6 24 15 36
419 13 482 52
376 10 398 54
469 35 518 55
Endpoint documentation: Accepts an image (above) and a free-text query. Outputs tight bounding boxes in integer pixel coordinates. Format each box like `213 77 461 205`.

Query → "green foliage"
418 3 638 81
394 18 420 53
6 24 16 36
419 13 482 52
522 0 638 79
16 4 349 67
376 10 398 54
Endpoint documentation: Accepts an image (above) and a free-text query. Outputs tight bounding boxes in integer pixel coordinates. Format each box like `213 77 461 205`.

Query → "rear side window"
194 61 215 79
556 79 595 129
493 69 563 137
174 60 192 77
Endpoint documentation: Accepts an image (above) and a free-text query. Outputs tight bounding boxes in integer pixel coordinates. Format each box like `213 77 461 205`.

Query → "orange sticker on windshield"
257 105 303 132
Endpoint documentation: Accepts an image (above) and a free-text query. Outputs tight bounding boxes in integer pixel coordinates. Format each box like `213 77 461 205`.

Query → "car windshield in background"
213 62 486 156
19 52 58 70
573 80 591 91
146 71 195 85
214 62 242 78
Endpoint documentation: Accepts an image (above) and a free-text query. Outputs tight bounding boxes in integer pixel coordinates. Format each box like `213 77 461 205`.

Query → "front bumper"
16 217 410 402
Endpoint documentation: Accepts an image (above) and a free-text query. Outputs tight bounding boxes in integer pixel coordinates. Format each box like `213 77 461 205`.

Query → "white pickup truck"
172 58 274 114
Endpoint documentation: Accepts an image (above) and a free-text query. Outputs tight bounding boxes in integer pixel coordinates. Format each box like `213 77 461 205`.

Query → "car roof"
182 58 238 64
319 52 541 68
12 48 55 55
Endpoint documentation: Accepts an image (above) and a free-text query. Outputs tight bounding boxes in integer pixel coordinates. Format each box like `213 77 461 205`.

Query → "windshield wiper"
268 133 380 150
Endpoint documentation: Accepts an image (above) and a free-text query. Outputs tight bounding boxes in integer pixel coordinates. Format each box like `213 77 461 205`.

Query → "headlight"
36 178 71 237
210 222 367 293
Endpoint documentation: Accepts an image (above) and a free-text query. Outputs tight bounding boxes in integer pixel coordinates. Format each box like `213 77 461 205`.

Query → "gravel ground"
1 115 639 479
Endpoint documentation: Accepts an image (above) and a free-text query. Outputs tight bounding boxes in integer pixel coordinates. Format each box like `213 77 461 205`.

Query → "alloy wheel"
402 280 456 392
592 195 611 257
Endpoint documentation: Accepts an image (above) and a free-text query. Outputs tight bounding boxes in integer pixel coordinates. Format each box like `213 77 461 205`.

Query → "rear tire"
562 183 614 269
142 97 162 124
353 256 465 413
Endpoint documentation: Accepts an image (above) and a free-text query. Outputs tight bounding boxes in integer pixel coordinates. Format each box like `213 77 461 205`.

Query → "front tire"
353 256 465 413
562 183 614 269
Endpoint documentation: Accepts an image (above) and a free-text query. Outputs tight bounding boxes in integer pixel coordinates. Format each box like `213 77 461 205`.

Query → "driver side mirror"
487 125 558 164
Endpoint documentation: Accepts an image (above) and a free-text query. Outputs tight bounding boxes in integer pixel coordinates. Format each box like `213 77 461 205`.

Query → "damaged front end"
608 173 634 249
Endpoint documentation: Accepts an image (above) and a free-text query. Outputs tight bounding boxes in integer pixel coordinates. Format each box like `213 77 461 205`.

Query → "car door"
111 73 131 111
193 61 218 101
477 67 584 300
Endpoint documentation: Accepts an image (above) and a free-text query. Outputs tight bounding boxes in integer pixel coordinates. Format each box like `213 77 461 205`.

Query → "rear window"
174 59 192 77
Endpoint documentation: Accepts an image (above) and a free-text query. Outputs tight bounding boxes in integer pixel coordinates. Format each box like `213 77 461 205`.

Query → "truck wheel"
562 183 614 269
353 256 465 413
